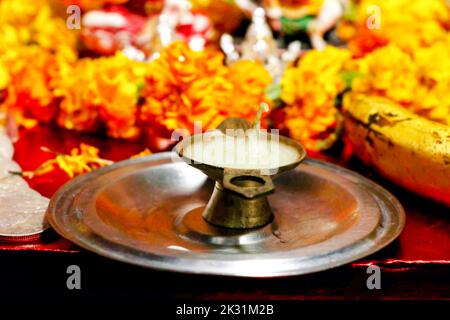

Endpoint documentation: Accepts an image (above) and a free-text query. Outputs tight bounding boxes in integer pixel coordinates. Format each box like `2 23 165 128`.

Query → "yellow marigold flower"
0 60 10 91
351 44 418 104
0 0 78 55
0 0 46 26
95 53 146 139
413 38 450 85
355 0 449 53
281 46 350 150
53 59 101 132
349 42 450 126
31 5 78 54
0 25 26 52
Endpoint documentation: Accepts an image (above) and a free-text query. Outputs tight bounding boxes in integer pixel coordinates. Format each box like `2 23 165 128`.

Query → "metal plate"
48 152 405 277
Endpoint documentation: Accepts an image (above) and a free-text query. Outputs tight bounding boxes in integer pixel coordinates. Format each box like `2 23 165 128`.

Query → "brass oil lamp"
175 115 306 229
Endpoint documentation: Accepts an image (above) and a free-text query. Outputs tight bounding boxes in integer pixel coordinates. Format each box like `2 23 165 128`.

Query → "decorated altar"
0 0 449 301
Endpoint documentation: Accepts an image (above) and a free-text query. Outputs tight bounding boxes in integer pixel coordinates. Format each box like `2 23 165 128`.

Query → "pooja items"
220 7 302 81
0 132 14 160
47 151 404 277
47 111 404 276
2 2 449 278
179 131 300 170
175 116 306 228
263 0 348 49
307 0 349 49
0 119 49 240
0 176 49 239
223 7 302 80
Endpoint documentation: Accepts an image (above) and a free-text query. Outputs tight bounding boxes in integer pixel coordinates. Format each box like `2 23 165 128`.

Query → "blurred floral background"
1 0 449 156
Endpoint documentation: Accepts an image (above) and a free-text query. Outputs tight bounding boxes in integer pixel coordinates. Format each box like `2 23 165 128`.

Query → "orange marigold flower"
54 53 146 139
141 42 272 134
95 53 147 139
140 41 232 133
53 59 101 132
1 46 59 124
0 0 78 124
226 60 273 121
346 27 388 58
280 46 350 150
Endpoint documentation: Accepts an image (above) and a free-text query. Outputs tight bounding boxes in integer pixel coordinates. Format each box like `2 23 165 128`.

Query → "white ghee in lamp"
182 130 299 170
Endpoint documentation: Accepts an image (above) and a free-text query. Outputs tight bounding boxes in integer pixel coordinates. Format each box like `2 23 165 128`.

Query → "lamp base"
203 182 274 229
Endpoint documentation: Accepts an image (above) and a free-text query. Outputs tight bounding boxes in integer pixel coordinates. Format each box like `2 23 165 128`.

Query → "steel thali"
47 152 404 277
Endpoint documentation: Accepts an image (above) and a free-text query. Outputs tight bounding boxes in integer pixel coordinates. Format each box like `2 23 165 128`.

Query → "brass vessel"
175 118 307 229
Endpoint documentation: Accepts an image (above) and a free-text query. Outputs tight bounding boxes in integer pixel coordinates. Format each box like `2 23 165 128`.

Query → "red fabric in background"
1 125 450 267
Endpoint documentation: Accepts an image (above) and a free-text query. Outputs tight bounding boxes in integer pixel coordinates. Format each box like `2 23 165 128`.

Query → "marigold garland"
0 0 273 142
140 42 272 134
0 0 78 123
227 60 273 121
140 41 232 133
349 41 450 126
2 46 60 124
280 46 351 150
338 0 450 126
340 0 449 56
1 0 449 154
1 36 272 142
0 0 78 54
54 53 147 139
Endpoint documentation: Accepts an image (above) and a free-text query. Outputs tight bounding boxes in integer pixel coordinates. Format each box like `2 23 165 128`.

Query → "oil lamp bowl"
174 129 307 229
